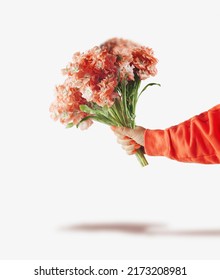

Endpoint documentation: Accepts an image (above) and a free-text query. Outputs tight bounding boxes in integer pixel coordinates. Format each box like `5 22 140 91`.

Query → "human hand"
111 126 146 155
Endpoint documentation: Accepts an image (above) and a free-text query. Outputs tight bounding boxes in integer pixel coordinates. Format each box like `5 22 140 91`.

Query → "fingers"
111 125 145 146
110 125 143 155
116 135 130 145
116 135 141 155
124 144 141 155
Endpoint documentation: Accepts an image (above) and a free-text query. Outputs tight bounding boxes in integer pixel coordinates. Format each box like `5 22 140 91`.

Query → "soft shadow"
63 223 166 234
62 223 220 237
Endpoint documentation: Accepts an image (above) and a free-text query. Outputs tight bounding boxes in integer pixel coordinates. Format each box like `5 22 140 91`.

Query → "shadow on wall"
61 223 220 237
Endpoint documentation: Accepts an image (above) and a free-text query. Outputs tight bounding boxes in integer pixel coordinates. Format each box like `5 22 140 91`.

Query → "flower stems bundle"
50 38 160 166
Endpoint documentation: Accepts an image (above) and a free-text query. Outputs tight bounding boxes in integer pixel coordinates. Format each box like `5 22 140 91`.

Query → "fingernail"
134 144 141 150
111 126 116 131
124 136 130 140
130 140 136 145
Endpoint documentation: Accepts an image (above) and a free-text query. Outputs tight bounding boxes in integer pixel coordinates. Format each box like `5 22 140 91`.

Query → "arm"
112 104 220 164
145 104 220 163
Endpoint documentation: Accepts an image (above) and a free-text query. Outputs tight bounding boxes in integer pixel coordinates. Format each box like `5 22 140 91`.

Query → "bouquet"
50 38 160 166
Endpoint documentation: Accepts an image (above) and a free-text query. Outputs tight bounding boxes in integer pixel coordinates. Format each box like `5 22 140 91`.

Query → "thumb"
111 125 145 146
111 126 134 138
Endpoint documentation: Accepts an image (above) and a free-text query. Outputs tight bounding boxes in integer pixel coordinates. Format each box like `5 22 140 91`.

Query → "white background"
0 0 220 260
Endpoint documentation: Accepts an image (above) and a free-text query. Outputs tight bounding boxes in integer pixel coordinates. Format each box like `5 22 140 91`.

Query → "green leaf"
138 83 161 98
79 105 95 114
76 115 115 128
100 105 109 117
66 122 74 128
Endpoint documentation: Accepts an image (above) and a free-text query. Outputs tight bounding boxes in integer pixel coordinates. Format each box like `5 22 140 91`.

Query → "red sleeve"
144 104 220 163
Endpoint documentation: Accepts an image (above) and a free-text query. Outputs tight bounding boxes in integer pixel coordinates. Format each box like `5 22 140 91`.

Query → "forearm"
144 104 220 163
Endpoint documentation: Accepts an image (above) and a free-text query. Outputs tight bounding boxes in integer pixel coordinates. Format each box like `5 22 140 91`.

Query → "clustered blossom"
101 38 158 80
50 38 158 128
62 47 119 107
49 85 89 126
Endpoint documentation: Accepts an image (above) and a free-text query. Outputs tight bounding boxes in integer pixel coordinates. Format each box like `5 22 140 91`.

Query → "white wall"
0 0 220 259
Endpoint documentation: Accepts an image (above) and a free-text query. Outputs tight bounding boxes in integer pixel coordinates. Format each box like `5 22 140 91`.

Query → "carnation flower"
49 85 88 125
101 38 158 81
132 47 158 79
78 118 93 130
50 38 160 166
101 37 140 53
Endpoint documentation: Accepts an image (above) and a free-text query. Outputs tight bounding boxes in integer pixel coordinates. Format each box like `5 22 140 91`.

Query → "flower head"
49 85 89 126
101 37 140 54
61 46 119 107
101 38 158 81
78 118 93 130
132 47 158 79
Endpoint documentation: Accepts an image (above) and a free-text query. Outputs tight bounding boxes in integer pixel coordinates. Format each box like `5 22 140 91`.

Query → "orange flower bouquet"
50 38 160 166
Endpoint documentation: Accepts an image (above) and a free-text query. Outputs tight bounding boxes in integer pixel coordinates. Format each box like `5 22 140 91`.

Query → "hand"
111 126 146 155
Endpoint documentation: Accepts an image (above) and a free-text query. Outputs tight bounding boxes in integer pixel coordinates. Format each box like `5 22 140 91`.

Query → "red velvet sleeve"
144 104 220 163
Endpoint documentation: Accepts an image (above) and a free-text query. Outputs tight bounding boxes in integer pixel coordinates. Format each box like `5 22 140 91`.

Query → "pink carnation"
132 47 158 79
101 37 140 54
94 75 119 107
49 85 88 125
61 47 119 107
101 38 158 81
78 119 93 130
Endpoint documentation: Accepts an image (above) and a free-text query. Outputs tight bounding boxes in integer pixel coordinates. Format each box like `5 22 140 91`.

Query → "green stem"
135 148 148 167
108 105 124 126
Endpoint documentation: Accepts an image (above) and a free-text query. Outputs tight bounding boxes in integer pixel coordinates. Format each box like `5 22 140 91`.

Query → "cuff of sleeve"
144 129 169 156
